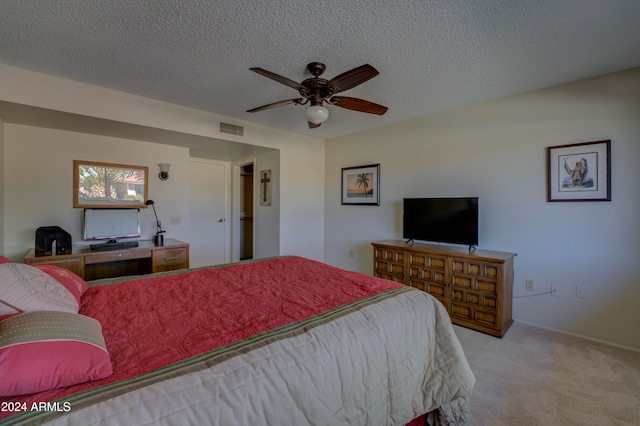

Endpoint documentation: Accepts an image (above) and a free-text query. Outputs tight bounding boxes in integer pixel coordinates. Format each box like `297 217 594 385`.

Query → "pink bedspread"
2 257 401 414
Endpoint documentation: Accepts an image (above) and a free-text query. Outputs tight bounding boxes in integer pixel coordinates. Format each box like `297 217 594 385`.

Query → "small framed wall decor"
546 140 611 202
341 164 380 205
259 169 272 206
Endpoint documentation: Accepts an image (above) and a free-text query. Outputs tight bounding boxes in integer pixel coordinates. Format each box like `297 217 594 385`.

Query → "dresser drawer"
374 271 405 283
408 253 446 270
84 249 152 264
408 264 446 284
452 287 497 311
374 258 404 275
451 258 500 279
450 302 499 328
154 247 189 272
25 256 85 279
374 246 404 262
408 277 447 304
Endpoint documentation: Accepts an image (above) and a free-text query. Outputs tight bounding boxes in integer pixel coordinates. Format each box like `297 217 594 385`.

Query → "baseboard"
514 320 640 354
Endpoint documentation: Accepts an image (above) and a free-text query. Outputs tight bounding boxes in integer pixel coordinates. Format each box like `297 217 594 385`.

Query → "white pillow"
0 263 78 315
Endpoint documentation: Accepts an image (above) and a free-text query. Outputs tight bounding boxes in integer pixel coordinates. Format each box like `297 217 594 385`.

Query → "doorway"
239 163 254 260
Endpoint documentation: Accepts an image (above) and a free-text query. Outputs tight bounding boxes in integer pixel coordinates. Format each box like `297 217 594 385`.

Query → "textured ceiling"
1 0 639 140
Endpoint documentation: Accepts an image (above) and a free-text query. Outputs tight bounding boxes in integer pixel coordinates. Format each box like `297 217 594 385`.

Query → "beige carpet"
453 322 640 426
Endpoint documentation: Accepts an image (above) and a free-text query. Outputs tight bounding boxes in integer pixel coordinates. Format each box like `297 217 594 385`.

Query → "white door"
189 159 229 267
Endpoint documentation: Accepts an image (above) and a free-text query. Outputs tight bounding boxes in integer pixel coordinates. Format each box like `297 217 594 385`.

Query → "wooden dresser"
25 239 189 281
372 240 516 337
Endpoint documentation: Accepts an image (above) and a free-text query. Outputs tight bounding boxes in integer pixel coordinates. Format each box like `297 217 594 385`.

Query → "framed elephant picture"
546 140 610 202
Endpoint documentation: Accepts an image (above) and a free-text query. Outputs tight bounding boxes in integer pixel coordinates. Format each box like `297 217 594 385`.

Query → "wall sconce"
158 163 171 180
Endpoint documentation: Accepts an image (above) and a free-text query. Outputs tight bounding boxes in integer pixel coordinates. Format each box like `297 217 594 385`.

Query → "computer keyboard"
90 241 139 251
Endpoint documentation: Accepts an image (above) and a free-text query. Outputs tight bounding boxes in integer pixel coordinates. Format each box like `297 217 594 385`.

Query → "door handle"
217 218 225 222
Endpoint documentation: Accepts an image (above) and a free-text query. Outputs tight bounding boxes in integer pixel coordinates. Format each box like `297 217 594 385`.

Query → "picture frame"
73 160 148 208
341 164 380 205
546 140 611 202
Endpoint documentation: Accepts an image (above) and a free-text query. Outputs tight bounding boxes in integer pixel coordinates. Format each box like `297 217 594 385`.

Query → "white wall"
3 125 190 259
0 64 325 262
277 140 325 259
324 68 640 350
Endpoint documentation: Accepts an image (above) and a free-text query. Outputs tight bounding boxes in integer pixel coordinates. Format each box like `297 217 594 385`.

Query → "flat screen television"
403 197 478 247
83 208 141 241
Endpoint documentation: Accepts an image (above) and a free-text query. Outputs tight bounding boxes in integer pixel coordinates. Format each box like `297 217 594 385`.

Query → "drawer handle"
164 256 180 261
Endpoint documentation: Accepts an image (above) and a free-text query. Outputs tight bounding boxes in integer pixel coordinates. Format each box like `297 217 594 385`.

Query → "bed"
0 255 474 425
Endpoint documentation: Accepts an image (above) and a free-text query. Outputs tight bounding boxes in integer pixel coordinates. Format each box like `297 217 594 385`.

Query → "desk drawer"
25 256 85 279
154 248 189 272
84 250 152 264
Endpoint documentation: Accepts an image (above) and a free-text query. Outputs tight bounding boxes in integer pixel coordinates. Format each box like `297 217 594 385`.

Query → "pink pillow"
0 311 113 396
0 256 12 264
0 263 79 315
35 265 89 304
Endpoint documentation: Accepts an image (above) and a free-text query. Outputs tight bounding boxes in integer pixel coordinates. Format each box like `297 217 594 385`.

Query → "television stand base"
372 240 515 338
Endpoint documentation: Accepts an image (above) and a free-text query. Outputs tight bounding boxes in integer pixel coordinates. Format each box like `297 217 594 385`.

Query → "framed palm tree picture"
341 164 380 205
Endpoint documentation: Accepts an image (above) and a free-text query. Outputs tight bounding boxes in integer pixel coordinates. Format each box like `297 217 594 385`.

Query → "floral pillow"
34 264 88 305
0 263 79 316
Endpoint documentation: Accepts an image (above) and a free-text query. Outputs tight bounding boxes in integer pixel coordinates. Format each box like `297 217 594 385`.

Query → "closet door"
189 159 229 267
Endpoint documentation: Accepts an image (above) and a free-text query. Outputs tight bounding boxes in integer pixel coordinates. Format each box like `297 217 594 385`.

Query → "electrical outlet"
525 279 534 291
348 250 355 258
170 216 181 225
550 283 560 297
576 285 587 299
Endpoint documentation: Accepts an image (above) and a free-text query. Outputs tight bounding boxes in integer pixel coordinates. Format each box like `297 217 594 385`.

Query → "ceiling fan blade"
330 96 388 115
327 64 379 94
247 98 303 113
250 68 304 90
308 121 321 129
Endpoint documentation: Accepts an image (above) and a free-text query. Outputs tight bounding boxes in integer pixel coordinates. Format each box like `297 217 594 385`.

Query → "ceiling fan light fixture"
305 105 329 124
248 63 386 127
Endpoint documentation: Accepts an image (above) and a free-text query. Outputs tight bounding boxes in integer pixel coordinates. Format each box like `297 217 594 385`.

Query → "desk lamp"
145 199 166 245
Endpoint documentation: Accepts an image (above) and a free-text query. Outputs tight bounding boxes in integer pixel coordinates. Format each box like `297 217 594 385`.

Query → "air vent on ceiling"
220 122 244 136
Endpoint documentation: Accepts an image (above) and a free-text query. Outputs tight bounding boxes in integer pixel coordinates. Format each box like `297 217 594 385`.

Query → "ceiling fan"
247 62 388 129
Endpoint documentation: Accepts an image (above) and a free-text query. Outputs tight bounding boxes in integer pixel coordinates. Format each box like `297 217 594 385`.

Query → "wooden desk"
24 239 189 281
